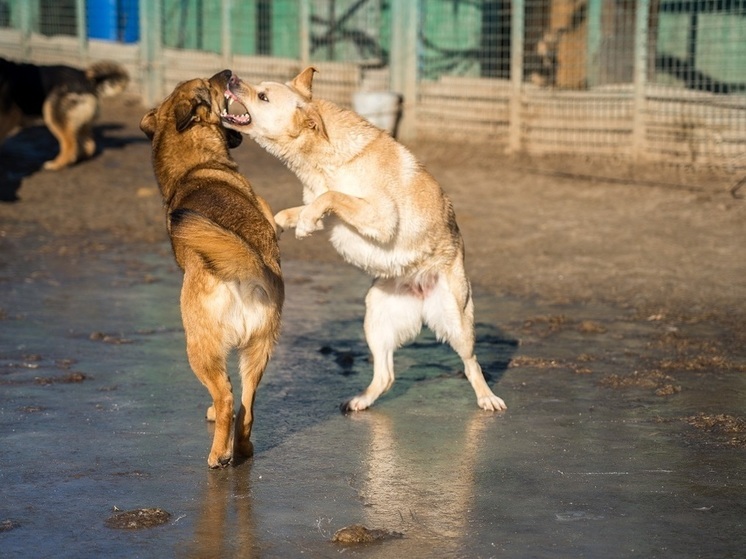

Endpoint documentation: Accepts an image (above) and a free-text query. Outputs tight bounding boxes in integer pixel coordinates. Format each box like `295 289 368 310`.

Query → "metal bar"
18 0 31 58
75 0 87 61
507 0 525 154
586 0 602 87
221 0 233 68
632 0 650 160
300 0 310 66
140 0 164 106
390 0 418 141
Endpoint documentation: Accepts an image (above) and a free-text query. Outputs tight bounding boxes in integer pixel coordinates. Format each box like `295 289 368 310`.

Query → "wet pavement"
1 239 744 559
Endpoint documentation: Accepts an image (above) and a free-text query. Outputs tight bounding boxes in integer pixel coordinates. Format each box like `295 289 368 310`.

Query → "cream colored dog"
221 67 505 413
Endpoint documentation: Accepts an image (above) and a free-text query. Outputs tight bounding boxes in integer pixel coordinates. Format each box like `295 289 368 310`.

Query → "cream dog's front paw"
295 206 325 238
274 208 299 231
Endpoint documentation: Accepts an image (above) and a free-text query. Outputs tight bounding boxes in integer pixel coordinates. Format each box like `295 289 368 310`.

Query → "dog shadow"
319 320 518 403
0 122 147 202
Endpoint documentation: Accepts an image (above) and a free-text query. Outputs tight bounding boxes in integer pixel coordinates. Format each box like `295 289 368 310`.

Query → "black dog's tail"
85 60 129 98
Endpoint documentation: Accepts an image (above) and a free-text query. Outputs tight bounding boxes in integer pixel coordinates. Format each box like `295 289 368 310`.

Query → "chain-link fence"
1 0 744 171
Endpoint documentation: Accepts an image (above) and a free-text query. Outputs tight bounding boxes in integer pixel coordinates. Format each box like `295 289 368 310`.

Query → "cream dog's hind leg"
422 268 507 411
345 270 507 412
344 278 423 411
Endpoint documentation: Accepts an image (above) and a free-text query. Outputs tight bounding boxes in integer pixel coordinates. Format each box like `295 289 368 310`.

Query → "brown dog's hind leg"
181 271 235 468
187 344 234 468
234 331 275 458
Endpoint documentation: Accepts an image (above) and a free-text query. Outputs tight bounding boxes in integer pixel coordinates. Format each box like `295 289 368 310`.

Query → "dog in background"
140 70 284 468
221 67 506 413
0 57 128 170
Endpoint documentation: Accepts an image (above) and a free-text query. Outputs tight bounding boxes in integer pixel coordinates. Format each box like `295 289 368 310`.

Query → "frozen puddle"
1 245 744 558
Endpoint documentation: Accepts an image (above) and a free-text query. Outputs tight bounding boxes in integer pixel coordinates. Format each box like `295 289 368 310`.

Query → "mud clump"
576 320 607 334
509 355 593 375
685 413 746 448
599 370 681 396
0 519 21 532
332 524 403 544
521 315 568 337
34 372 88 385
104 508 171 530
89 331 134 345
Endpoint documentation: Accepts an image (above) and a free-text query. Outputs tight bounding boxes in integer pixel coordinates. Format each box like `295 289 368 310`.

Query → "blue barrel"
87 0 139 43
87 0 117 41
119 0 140 43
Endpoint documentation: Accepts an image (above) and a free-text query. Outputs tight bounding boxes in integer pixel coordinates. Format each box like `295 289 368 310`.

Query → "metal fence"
1 0 744 170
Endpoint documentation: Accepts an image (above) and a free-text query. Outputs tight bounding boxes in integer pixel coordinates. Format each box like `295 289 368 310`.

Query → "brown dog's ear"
225 129 243 149
304 105 328 141
173 99 197 133
140 109 157 139
290 66 317 99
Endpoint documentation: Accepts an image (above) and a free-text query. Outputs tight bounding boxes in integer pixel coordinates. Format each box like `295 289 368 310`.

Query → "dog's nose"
228 73 240 87
218 69 231 81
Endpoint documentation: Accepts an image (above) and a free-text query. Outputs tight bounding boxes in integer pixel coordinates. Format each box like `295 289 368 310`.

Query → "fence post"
632 0 650 160
586 0 602 87
75 0 88 61
390 1 418 141
18 0 31 58
299 0 310 67
507 0 525 154
139 0 163 106
221 0 233 69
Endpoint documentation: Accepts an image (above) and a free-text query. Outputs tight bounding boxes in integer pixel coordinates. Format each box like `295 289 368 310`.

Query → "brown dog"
140 70 284 468
221 68 506 413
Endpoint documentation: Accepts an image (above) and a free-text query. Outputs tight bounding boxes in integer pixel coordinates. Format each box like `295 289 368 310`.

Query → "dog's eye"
258 92 269 102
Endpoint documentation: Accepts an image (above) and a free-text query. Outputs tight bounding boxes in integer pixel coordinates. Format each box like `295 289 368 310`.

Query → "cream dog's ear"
290 66 318 99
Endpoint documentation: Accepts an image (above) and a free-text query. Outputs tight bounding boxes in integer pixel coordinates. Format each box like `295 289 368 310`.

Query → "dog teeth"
220 107 251 124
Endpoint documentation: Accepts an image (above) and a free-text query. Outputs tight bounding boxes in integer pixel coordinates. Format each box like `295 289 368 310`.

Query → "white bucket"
352 91 401 136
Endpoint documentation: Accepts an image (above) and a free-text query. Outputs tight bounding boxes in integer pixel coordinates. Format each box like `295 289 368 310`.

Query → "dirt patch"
0 352 89 386
88 332 134 345
600 370 682 397
685 414 746 448
104 508 171 530
509 355 593 375
332 524 403 544
0 520 21 532
34 372 88 385
657 355 746 373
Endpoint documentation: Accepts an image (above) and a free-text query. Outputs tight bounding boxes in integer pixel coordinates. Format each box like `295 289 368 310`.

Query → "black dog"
0 57 128 170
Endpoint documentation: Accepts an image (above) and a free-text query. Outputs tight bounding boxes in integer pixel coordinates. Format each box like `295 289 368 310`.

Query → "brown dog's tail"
85 60 129 98
170 209 283 301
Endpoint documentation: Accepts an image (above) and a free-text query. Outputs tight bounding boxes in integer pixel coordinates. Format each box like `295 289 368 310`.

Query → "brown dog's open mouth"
222 89 251 126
